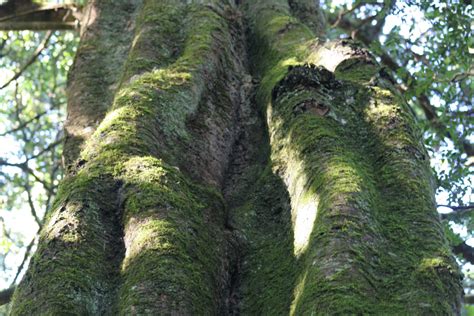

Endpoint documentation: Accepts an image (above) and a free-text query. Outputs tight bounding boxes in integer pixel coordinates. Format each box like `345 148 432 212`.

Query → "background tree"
0 0 471 314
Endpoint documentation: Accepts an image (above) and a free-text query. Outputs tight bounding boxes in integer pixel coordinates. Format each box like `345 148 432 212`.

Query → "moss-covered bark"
11 0 462 315
64 0 143 171
243 0 462 314
12 0 247 314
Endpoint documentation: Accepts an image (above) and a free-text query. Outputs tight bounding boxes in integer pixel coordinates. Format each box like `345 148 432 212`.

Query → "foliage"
0 29 77 312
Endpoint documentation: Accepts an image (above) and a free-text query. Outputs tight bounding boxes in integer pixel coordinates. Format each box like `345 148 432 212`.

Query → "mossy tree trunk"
11 0 462 315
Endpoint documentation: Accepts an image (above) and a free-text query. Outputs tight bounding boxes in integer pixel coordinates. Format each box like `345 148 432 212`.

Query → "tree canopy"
0 0 472 313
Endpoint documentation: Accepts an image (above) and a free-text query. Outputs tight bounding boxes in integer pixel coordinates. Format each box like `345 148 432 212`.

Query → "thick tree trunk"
11 0 462 315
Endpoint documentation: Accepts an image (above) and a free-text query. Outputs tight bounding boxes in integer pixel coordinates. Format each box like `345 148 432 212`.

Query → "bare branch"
24 179 42 228
0 238 39 306
0 224 39 308
0 3 82 31
0 286 14 306
0 30 53 90
439 205 474 211
0 111 47 137
0 4 79 22
0 159 27 169
440 205 474 220
11 232 38 286
331 0 364 28
0 159 52 193
465 295 474 305
26 138 63 162
0 21 76 31
453 241 474 265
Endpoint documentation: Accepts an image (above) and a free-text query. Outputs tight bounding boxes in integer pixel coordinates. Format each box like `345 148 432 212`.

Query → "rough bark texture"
11 0 462 315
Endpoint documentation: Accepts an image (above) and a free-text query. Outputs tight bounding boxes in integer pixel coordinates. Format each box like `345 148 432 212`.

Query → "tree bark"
10 0 462 315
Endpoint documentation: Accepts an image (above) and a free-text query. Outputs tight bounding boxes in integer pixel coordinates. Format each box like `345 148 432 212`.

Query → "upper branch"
0 3 82 31
0 31 52 90
0 286 14 306
328 12 474 158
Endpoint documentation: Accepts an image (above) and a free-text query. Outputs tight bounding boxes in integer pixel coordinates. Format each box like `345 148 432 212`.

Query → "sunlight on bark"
292 193 318 256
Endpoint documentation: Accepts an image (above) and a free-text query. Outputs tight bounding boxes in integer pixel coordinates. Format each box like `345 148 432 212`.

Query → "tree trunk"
11 0 462 315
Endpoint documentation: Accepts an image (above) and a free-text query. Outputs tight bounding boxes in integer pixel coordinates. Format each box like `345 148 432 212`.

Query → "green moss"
119 156 206 218
62 1 142 167
13 1 462 314
244 0 462 310
11 173 123 315
13 1 242 313
79 2 237 168
419 257 454 272
121 3 186 79
118 156 226 314
334 57 379 82
100 3 238 313
271 73 460 313
235 166 300 315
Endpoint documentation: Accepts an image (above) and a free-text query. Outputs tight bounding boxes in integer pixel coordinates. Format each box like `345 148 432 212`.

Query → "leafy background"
0 0 472 314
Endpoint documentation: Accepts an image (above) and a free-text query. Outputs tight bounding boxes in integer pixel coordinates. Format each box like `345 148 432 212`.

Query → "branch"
0 30 53 90
26 138 63 162
451 71 474 83
439 205 474 220
452 109 474 116
0 110 47 137
453 241 474 265
0 286 14 306
0 4 78 22
439 205 474 211
0 216 12 241
0 21 76 30
0 159 52 193
24 179 42 228
0 159 27 169
465 295 474 305
341 0 395 43
329 14 473 158
331 0 364 28
0 3 81 31
11 233 37 286
464 142 474 157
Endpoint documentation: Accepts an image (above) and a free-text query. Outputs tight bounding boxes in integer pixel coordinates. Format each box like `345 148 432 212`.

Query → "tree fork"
10 0 463 314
